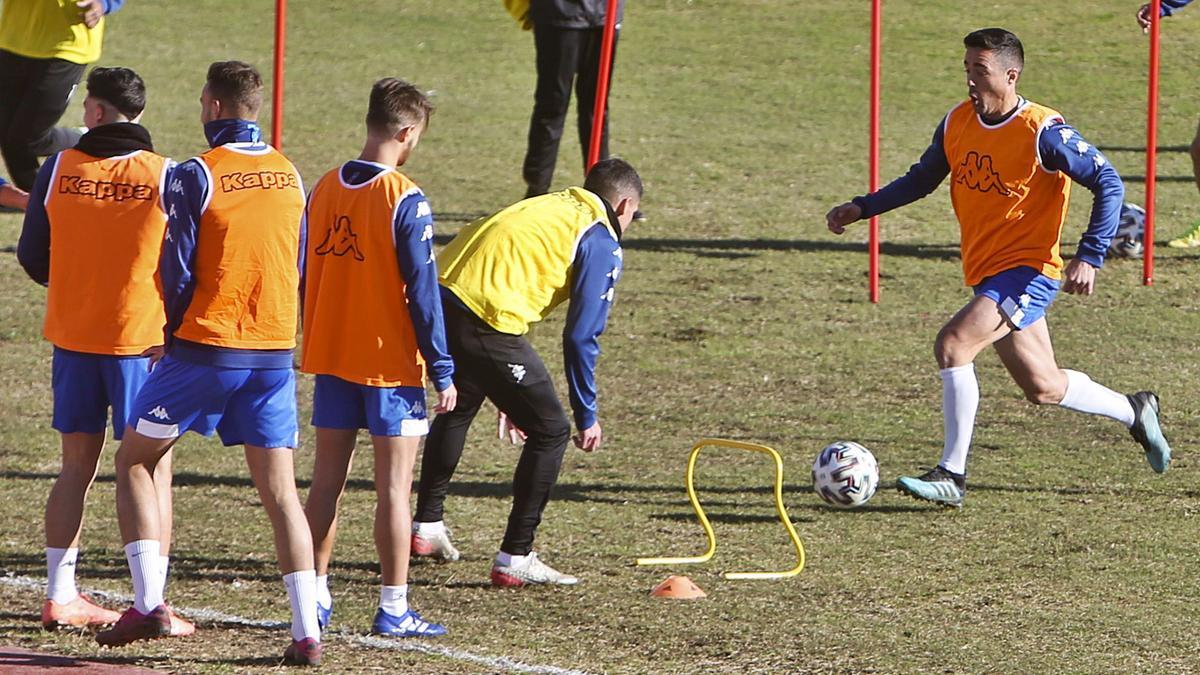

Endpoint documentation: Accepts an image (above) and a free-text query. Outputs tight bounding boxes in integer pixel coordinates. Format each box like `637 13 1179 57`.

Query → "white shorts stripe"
136 417 181 439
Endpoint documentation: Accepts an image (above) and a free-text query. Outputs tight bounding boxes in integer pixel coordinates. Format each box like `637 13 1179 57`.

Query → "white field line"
1 574 590 675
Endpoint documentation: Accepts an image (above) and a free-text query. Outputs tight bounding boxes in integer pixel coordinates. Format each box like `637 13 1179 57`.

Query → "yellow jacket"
503 0 533 30
0 0 107 64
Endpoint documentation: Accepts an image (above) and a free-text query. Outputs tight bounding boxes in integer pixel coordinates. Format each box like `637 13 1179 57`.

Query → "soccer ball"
1108 203 1146 259
812 441 879 509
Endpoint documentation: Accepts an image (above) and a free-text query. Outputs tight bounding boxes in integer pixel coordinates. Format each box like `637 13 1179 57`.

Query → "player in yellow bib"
826 28 1171 508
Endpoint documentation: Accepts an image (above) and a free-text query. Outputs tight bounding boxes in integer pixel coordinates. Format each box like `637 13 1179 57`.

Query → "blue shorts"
52 348 150 440
973 266 1060 330
128 355 298 448
311 375 429 437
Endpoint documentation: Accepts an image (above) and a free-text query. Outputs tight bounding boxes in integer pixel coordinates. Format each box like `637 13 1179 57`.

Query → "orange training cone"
650 575 707 599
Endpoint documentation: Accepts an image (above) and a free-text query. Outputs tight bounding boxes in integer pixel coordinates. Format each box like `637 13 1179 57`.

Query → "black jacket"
529 0 624 29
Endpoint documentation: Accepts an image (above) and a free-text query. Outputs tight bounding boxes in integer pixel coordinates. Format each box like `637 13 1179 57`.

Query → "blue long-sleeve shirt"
329 160 455 392
853 101 1124 268
161 118 303 369
562 220 623 430
102 0 125 14
1159 0 1192 16
16 156 57 285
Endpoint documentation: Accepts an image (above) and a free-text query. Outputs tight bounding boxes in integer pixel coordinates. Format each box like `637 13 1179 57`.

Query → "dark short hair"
584 158 643 205
206 61 263 116
366 78 433 136
964 28 1024 69
86 67 146 119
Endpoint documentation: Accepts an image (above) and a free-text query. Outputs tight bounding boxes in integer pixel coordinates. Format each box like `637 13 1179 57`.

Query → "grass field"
1 0 1199 672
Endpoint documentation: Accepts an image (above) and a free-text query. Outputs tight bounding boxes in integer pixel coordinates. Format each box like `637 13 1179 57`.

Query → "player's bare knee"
934 329 970 368
1022 381 1065 406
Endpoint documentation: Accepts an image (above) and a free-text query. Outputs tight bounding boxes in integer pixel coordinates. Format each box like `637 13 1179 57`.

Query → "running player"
95 61 321 666
825 28 1171 507
301 78 456 638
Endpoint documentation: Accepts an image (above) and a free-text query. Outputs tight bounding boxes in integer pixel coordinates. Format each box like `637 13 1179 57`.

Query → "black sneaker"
1128 391 1170 473
896 466 966 508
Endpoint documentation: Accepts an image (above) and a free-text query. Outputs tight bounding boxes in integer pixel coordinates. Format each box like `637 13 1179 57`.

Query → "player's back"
175 144 304 350
301 162 428 387
43 147 169 355
439 187 615 335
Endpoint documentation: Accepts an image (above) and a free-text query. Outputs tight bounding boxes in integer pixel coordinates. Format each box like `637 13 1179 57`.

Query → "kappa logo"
954 151 1012 196
508 363 527 383
58 175 154 202
315 215 365 261
412 399 425 416
420 224 434 242
148 406 170 420
218 171 298 193
169 178 184 194
415 200 432 219
601 287 615 302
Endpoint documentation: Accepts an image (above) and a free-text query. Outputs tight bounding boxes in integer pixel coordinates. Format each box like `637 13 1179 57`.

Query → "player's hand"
76 0 104 28
1062 258 1096 296
573 422 602 452
497 411 526 445
1136 3 1153 33
0 183 29 211
140 345 165 371
434 384 457 413
825 201 863 235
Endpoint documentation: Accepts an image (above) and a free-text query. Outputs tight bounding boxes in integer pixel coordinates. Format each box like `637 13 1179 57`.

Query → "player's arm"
0 176 29 211
159 159 207 348
1138 0 1192 31
15 156 59 285
77 0 123 28
1039 121 1124 295
827 120 951 233
563 224 621 451
394 190 456 408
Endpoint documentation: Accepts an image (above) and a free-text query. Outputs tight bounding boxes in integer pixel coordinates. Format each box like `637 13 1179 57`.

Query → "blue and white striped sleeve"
160 159 208 346
853 119 951 219
563 224 622 431
394 190 455 392
1038 122 1124 268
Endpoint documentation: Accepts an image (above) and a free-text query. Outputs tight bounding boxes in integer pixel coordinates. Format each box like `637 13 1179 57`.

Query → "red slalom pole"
586 0 619 169
1143 0 1161 286
271 0 287 150
868 0 882 303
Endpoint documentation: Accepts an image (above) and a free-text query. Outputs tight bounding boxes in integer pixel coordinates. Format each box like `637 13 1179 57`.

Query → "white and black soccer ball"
812 441 879 509
1108 202 1146 259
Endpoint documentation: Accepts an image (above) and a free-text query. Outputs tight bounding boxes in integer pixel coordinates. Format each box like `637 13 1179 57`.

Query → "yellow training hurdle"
636 438 806 580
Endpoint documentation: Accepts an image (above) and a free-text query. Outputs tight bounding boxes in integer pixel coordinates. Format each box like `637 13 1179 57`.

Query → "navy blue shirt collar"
203 119 263 148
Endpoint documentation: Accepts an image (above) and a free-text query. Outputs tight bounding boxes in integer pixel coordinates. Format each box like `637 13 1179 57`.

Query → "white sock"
159 555 170 594
283 570 320 642
46 547 79 604
1059 370 1136 426
938 364 979 476
413 520 445 536
379 584 409 616
495 551 525 567
124 540 163 614
316 574 332 610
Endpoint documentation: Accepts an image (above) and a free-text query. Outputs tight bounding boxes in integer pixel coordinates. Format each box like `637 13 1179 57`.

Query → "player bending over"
95 62 321 666
826 28 1171 508
301 78 456 638
18 67 191 637
412 158 641 585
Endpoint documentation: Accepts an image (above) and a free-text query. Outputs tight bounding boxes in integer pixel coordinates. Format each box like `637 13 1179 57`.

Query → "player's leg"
305 426 356 629
43 350 120 629
370 428 446 637
574 27 617 169
0 56 85 190
897 293 1015 507
1168 116 1200 247
223 367 320 665
474 335 575 586
523 24 582 196
413 305 487 562
994 318 1169 472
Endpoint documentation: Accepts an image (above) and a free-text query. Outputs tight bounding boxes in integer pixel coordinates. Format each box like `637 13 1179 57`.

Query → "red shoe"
95 605 172 646
41 594 122 630
282 637 322 666
166 606 195 636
